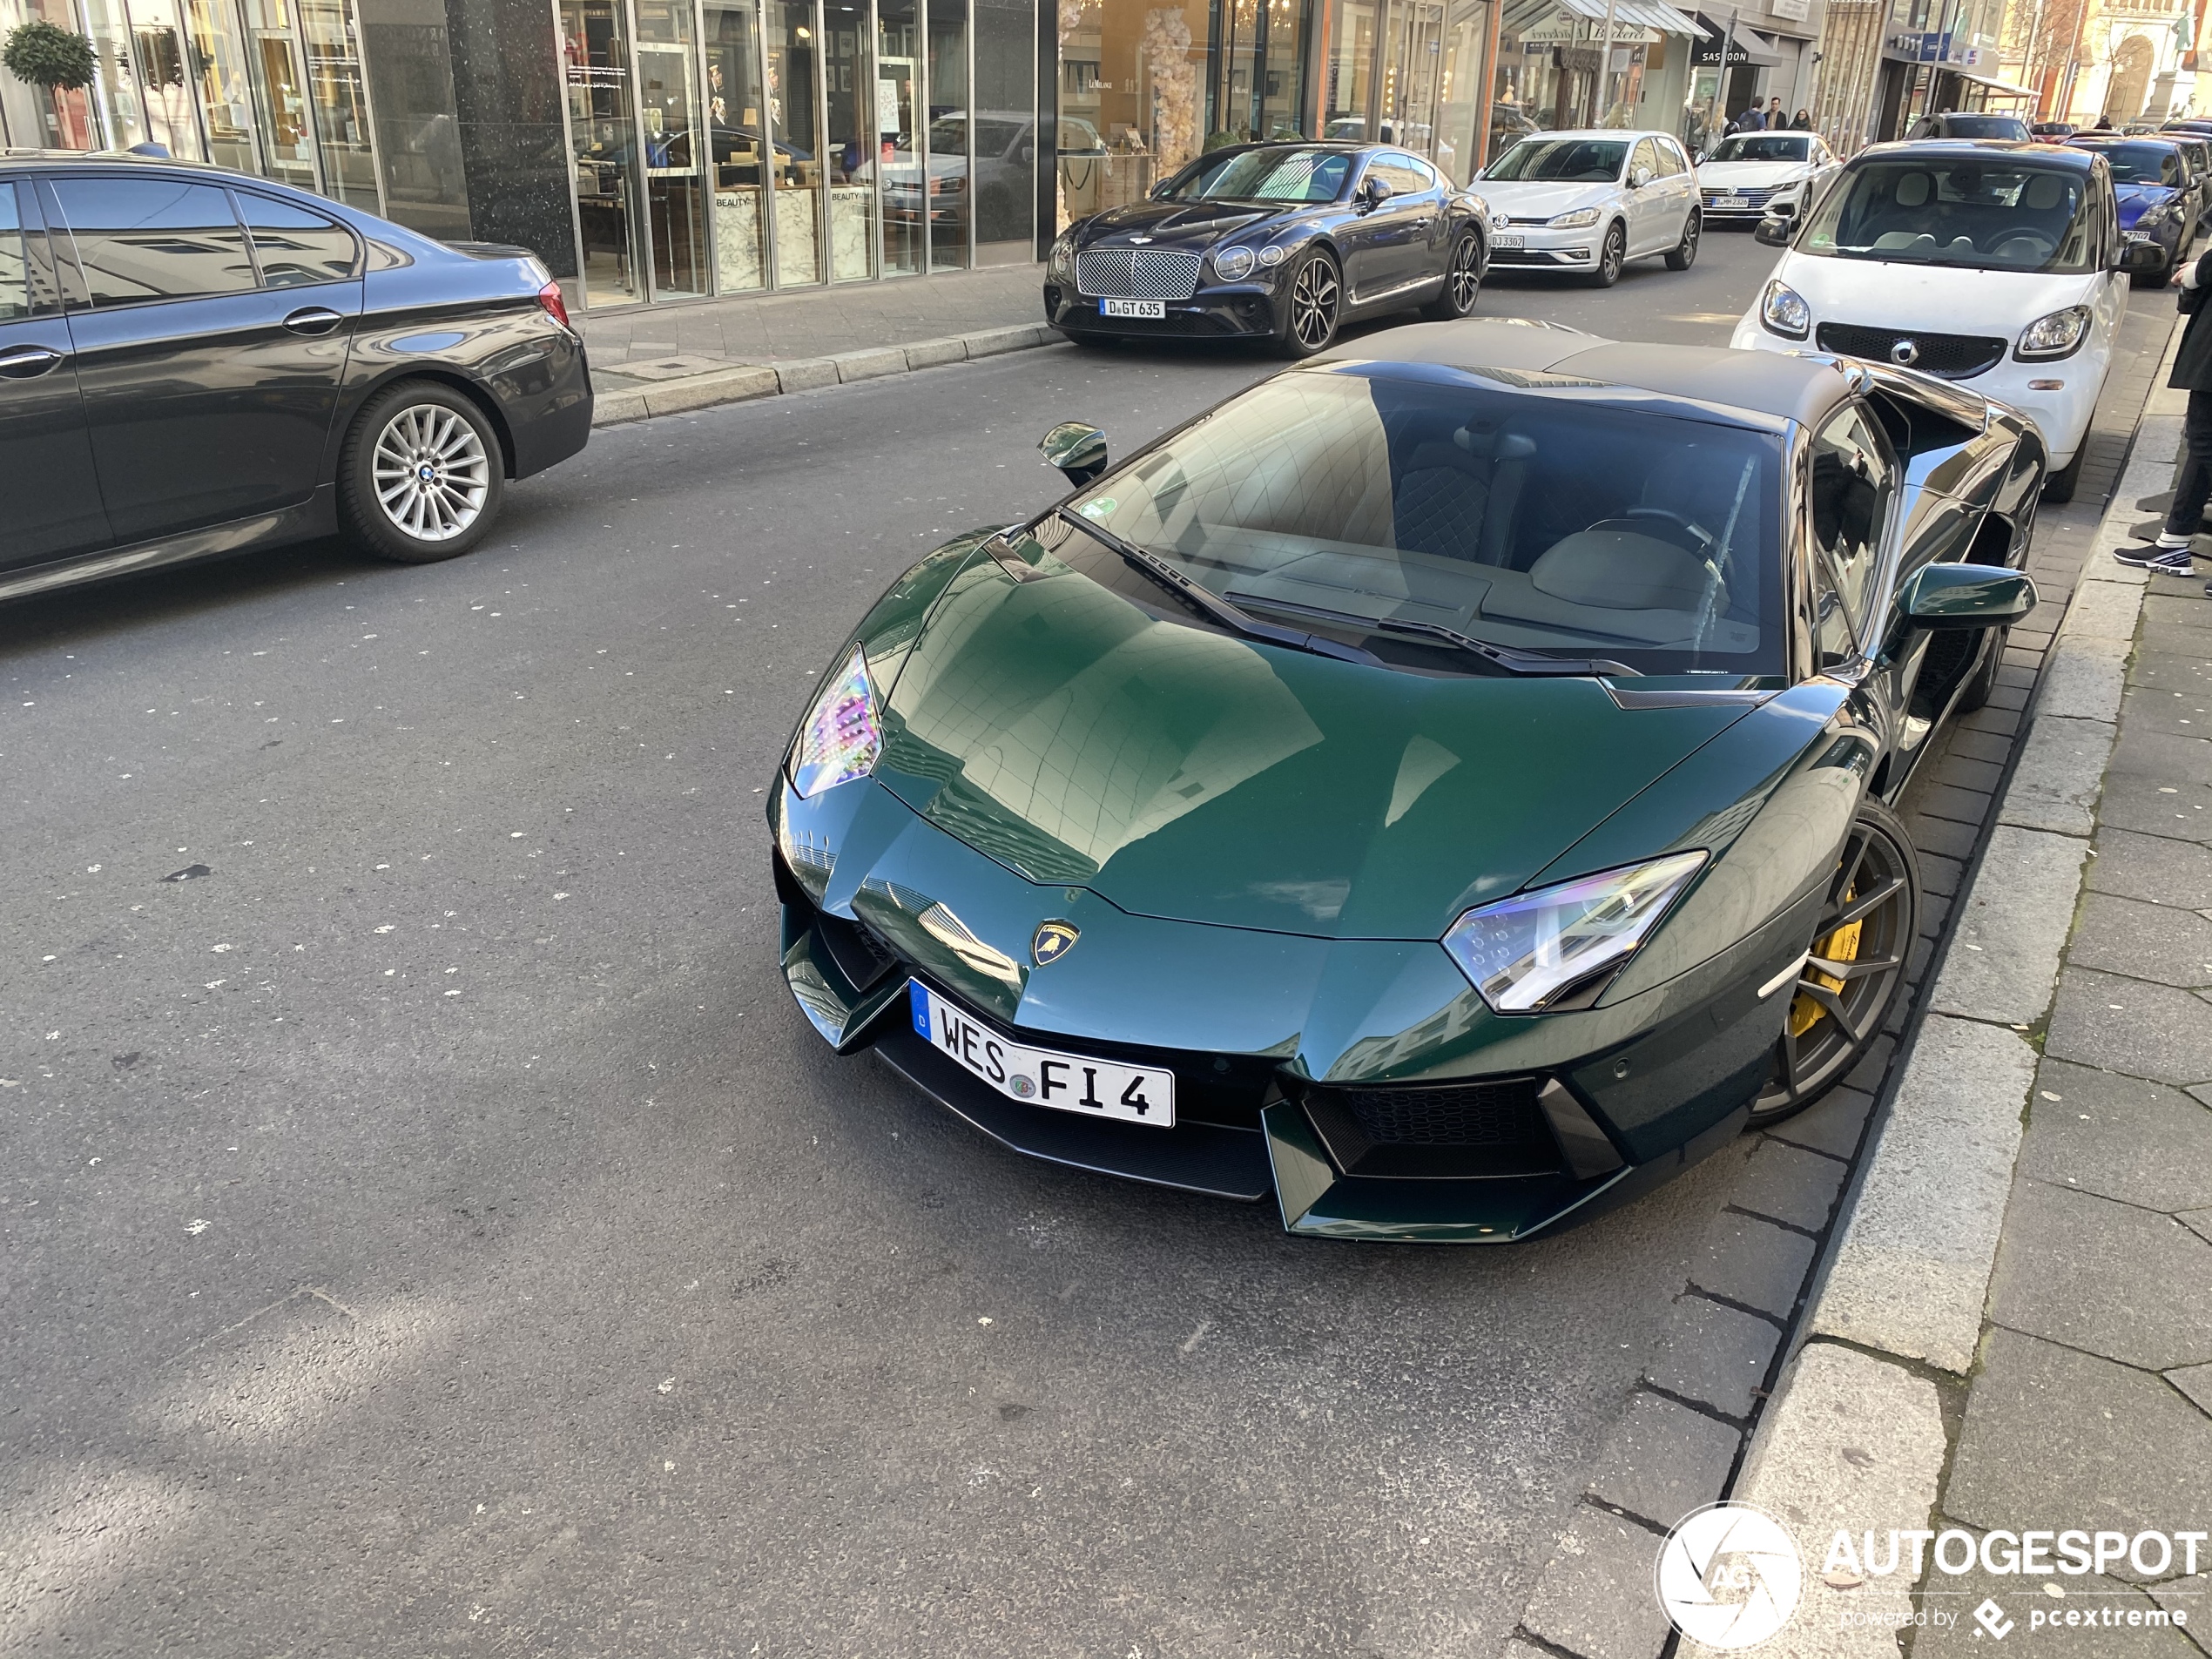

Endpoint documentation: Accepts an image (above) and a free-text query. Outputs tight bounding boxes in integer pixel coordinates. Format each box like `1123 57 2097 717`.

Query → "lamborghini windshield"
1055 364 1783 675
1798 158 2097 272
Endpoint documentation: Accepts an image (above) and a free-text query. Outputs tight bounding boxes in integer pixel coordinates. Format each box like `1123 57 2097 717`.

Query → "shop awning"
1689 10 1784 62
1952 66 2041 98
1554 0 1712 38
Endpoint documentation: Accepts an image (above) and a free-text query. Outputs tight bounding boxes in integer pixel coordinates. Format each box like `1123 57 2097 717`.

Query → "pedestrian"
1767 96 1785 128
1737 103 1764 132
1791 108 1812 130
2094 112 2114 130
2115 252 2212 583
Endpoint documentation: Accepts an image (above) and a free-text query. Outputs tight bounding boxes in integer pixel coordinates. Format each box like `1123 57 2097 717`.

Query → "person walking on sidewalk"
2115 249 2212 584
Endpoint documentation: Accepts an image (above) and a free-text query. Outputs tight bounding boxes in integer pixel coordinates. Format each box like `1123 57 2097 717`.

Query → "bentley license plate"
1715 196 1750 210
1102 298 1165 319
910 982 1176 1127
1492 233 1526 249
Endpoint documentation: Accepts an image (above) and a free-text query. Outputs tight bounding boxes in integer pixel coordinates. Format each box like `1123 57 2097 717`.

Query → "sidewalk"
1734 310 2212 1656
573 264 1052 424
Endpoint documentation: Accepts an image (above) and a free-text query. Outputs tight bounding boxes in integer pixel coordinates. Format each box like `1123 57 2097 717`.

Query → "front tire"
339 380 504 563
1420 229 1485 320
1663 209 1701 271
1587 221 1627 288
1748 799 1920 1125
1277 249 1343 357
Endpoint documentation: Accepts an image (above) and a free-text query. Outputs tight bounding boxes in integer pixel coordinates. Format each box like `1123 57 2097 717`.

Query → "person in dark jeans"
2115 248 2212 583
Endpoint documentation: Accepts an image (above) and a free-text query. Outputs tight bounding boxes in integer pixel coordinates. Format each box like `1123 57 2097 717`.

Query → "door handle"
282 307 345 336
0 344 64 379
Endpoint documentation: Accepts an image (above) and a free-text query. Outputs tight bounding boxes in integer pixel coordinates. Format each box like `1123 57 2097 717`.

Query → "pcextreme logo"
1655 1504 1804 1650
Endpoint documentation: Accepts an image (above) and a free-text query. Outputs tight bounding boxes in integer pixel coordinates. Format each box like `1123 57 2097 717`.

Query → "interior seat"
1527 524 1722 613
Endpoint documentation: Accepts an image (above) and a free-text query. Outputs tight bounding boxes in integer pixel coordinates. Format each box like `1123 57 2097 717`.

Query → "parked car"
2032 121 2078 140
1905 111 2033 141
1694 128 1840 226
1476 128 1701 286
2065 133 2201 280
867 112 1102 243
0 155 590 604
1042 141 1490 357
2168 134 2212 227
769 319 2043 1241
1736 139 2150 502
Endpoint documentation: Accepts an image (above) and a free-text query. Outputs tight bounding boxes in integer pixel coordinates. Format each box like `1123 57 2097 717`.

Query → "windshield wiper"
1223 590 1640 678
1056 510 1379 666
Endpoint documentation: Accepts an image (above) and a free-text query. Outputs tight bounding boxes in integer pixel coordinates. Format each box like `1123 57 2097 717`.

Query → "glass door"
125 0 203 159
876 0 921 273
1381 0 1444 159
241 0 320 190
767 0 823 285
823 0 875 280
636 0 710 294
80 0 152 152
925 0 966 268
185 0 262 171
300 0 378 209
563 0 651 305
703 0 768 290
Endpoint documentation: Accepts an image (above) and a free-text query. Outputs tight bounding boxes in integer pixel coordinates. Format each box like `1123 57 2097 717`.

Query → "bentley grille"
1076 247 1203 301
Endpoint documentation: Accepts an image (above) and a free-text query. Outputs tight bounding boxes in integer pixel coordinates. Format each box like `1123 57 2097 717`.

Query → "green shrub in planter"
3 21 98 92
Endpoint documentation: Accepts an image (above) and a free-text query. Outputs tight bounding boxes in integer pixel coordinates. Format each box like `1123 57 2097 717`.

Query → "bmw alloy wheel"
372 403 491 543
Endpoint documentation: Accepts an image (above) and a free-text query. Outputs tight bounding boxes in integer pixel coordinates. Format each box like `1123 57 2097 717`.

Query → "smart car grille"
1076 247 1203 300
1702 186 1777 209
1815 323 2007 381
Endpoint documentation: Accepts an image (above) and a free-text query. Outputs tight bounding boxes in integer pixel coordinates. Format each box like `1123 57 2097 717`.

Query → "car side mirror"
2117 239 2166 273
1358 176 1393 211
1898 563 2038 630
1755 212 1794 246
1149 180 1174 200
1040 421 1109 486
1629 165 1653 190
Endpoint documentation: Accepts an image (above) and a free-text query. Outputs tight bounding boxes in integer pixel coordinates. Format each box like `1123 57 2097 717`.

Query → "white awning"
1554 0 1712 39
1952 67 2041 98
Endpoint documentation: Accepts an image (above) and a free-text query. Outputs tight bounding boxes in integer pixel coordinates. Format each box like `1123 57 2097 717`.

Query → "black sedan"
0 156 591 605
1043 142 1489 357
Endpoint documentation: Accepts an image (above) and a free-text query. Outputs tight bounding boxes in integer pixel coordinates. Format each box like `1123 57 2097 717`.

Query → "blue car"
2067 135 2200 282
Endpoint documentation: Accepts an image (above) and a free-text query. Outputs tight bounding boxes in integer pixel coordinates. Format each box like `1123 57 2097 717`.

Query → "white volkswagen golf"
1477 129 1703 287
1731 140 2156 500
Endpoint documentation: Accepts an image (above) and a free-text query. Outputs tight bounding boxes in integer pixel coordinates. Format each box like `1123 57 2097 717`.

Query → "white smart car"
1695 129 1841 226
1732 140 2155 500
1476 128 1702 286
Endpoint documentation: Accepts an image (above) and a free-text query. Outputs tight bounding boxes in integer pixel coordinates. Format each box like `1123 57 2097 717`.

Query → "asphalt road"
6 231 1789 1656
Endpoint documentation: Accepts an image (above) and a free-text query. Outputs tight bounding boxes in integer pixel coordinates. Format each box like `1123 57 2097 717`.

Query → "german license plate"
909 981 1176 1127
1491 233 1525 249
1715 196 1750 210
1102 298 1164 319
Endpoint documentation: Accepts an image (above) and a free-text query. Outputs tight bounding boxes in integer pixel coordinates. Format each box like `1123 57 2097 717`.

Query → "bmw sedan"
1476 129 1702 286
1 155 590 606
768 320 2040 1243
1043 142 1489 356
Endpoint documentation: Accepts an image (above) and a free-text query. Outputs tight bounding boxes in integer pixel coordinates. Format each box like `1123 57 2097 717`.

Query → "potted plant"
3 19 98 146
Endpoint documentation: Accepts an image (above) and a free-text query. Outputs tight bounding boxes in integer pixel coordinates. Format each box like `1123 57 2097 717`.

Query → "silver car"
1475 128 1701 286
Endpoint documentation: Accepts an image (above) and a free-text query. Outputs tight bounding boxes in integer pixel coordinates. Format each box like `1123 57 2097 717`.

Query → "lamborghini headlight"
1760 278 1811 340
2015 305 2091 361
1442 851 1707 1013
787 645 881 798
1547 206 1601 228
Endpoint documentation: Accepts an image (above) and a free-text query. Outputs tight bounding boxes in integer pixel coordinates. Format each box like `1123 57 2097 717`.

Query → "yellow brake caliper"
1788 899 1865 1039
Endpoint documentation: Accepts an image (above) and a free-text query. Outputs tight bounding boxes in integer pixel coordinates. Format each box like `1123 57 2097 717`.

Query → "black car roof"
1845 138 2101 172
1318 320 1858 429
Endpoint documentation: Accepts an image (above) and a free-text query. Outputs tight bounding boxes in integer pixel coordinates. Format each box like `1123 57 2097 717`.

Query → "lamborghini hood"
871 555 1758 940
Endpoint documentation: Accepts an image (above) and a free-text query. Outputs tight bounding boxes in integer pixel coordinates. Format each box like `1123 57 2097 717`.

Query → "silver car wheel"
372 404 490 543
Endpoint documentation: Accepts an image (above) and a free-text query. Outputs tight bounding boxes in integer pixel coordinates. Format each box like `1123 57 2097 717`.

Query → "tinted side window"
238 193 359 287
51 178 256 307
1378 155 1431 195
1808 406 1896 663
0 185 29 322
1656 138 1688 176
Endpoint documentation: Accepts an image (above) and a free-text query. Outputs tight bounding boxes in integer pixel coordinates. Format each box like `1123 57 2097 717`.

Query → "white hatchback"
1731 143 2152 500
1476 129 1702 286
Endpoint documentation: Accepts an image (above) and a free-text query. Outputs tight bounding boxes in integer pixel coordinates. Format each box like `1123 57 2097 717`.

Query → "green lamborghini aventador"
769 319 2040 1242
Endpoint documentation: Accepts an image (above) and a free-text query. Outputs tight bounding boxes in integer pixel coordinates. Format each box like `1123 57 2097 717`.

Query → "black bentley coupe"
1043 142 1490 356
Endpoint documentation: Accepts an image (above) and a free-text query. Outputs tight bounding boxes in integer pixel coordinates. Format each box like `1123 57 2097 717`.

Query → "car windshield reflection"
1707 134 1811 164
1480 138 1628 183
1799 159 2096 273
1057 367 1783 676
1165 147 1355 203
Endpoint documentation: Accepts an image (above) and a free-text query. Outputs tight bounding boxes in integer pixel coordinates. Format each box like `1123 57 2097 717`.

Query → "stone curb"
587 321 1062 427
1724 320 2185 1658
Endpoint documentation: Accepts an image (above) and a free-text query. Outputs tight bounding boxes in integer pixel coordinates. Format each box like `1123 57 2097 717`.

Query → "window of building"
51 177 259 307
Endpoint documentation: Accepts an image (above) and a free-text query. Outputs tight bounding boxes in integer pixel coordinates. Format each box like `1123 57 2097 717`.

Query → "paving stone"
2068 890 2212 988
1919 853 1966 899
2045 965 2212 1085
1946 728 2016 765
2112 722 2212 785
2144 1575 2212 1658
1960 704 2025 738
774 357 840 393
1932 825 2090 1025
2063 578 2148 642
2086 825 2212 908
2097 769 2212 845
1907 813 1980 861
1946 1329 2212 1559
1764 1083 1876 1160
903 335 969 369
1991 1178 2212 1370
1730 1137 1848 1232
1811 1015 2034 1374
1919 891 1952 941
1732 1344 1946 1659
1915 1561 2195 1659
2000 713 2119 836
2183 1207 2212 1246
1688 1209 1817 1318
1841 1032 1898 1096
1927 752 2005 793
2023 1058 2212 1212
2168 1364 2212 1419
1986 681 2032 711
1581 1389 1743 1532
966 322 1049 356
1912 781 1995 827
2039 631 2132 722
1644 1293 1780 1420
829 345 907 382
1520 1506 1676 1659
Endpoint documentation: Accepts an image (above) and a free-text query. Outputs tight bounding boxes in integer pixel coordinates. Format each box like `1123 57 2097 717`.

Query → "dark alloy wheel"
1278 251 1342 357
1420 229 1485 320
1664 210 1701 272
1749 800 1920 1124
1588 221 1628 288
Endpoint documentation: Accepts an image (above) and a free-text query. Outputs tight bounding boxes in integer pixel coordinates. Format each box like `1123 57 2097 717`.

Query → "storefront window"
299 0 376 208
768 0 823 284
824 0 877 279
877 0 921 273
362 0 470 239
1055 0 1205 231
241 0 319 189
129 0 204 160
562 0 644 301
927 0 968 267
186 0 261 171
972 0 1031 260
704 0 769 291
637 0 710 294
79 0 152 152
